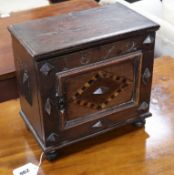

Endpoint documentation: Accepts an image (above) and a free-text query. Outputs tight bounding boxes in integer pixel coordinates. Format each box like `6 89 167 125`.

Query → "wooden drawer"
60 105 139 144
55 51 142 131
43 36 144 72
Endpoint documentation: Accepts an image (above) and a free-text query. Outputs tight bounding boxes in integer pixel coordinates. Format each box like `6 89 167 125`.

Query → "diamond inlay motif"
47 133 58 143
142 68 151 85
22 71 29 84
92 121 103 128
93 87 109 95
40 63 54 76
143 34 154 44
71 71 132 110
45 98 51 115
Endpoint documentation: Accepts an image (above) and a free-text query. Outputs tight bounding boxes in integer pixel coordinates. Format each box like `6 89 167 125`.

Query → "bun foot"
45 150 58 161
133 118 146 127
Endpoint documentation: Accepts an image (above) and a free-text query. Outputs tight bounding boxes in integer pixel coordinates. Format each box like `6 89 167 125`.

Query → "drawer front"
56 51 142 131
46 36 144 72
60 105 139 144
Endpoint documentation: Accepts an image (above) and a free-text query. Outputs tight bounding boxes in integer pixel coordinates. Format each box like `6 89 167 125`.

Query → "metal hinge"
55 94 65 114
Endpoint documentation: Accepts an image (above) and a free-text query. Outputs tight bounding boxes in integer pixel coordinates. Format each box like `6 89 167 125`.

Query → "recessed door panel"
56 52 142 130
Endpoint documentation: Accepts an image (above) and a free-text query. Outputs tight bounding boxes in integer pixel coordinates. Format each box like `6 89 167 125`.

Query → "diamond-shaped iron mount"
47 133 58 143
22 71 29 84
22 70 32 105
93 87 109 95
45 98 51 115
138 102 149 112
40 63 54 76
142 68 151 85
143 34 154 44
92 121 103 128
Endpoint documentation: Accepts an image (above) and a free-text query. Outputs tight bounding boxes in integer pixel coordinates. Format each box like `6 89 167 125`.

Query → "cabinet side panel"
11 36 43 142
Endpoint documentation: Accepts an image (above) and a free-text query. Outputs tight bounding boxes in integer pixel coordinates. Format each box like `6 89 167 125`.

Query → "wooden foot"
45 150 58 161
133 118 146 127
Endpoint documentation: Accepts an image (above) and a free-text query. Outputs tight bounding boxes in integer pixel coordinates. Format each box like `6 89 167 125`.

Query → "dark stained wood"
8 3 159 60
0 0 98 77
0 0 99 102
9 3 159 159
56 52 141 127
0 56 174 174
38 35 144 72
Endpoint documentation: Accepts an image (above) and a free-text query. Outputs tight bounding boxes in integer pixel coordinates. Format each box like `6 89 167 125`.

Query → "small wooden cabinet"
9 3 159 160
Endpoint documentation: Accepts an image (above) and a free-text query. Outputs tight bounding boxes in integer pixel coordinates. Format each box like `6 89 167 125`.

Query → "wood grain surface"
0 0 99 102
8 3 159 60
0 56 174 174
0 0 98 78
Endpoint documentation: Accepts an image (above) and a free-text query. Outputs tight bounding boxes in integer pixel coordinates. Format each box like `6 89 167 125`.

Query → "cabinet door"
56 51 142 130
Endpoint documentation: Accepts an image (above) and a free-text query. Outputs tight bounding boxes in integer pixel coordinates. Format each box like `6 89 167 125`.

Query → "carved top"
8 3 159 60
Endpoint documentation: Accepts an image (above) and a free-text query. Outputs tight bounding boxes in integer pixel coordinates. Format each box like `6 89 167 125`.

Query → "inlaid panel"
56 52 142 130
71 70 131 110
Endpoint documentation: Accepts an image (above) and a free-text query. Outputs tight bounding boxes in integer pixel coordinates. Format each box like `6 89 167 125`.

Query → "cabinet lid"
8 3 159 61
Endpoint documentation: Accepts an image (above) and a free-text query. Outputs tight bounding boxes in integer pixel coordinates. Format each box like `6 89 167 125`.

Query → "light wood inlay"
0 56 174 175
